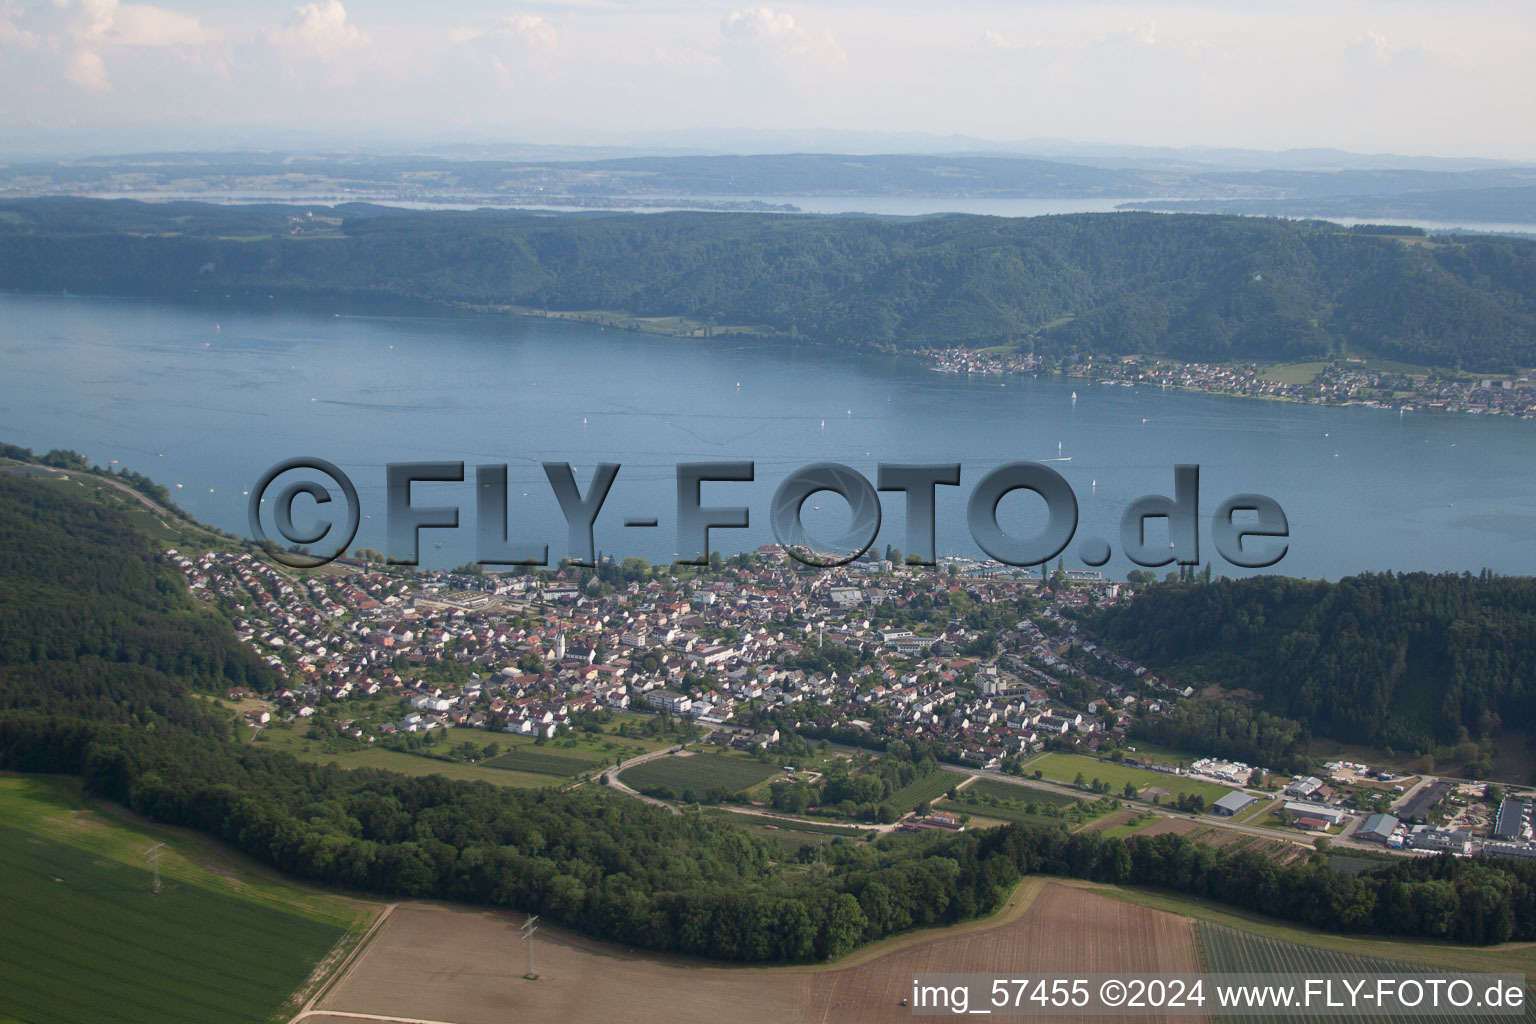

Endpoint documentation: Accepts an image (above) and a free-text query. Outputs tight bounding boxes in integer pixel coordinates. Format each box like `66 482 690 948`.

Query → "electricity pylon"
521 914 539 980
145 843 165 894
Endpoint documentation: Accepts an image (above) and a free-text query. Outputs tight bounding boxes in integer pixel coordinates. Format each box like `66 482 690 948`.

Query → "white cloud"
983 29 1030 51
1095 20 1157 48
452 11 559 91
721 8 798 42
63 46 108 89
0 0 42 48
721 7 844 67
44 0 212 47
0 1 1532 160
2 0 213 94
1344 30 1440 69
104 2 210 46
502 13 555 51
273 0 368 59
451 13 554 49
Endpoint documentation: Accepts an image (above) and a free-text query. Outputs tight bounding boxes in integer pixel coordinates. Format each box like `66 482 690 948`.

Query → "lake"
3 291 1534 578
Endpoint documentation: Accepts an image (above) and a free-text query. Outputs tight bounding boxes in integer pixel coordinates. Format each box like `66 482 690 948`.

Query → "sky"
1 0 1534 160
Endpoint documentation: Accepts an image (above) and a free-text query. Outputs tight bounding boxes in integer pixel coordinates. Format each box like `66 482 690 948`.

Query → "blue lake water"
3 292 1534 578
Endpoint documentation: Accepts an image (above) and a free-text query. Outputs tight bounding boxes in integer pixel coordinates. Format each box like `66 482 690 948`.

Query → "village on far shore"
931 348 1536 418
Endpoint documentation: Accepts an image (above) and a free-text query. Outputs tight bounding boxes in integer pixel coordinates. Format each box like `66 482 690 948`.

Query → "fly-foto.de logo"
248 458 1288 571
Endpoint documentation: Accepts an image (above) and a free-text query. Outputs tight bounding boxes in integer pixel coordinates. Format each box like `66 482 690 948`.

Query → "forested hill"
0 469 275 730
1085 572 1536 755
3 198 1536 370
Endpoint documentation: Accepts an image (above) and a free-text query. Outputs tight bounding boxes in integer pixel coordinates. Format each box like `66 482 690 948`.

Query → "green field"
886 770 960 811
256 725 558 788
484 747 602 777
1258 361 1330 386
0 775 363 1024
1198 921 1521 1024
279 743 558 788
620 752 781 796
1030 753 1236 805
963 776 1083 807
940 776 1114 829
1098 813 1159 839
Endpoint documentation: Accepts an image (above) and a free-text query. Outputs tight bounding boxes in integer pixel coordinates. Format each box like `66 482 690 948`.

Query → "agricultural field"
256 723 556 788
512 720 680 760
313 902 799 1024
620 750 782 796
964 776 1088 807
484 747 603 777
0 774 364 1024
1257 361 1331 387
314 882 1205 1024
885 770 959 811
804 882 1207 1023
1198 922 1522 1024
275 741 559 788
1133 817 1310 863
1030 753 1237 805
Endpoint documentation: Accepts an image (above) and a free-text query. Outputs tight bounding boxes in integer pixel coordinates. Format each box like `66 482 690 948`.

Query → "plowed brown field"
800 884 1207 1024
309 883 1206 1024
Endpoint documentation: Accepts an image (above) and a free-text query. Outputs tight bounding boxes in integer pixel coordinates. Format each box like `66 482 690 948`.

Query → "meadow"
483 747 603 777
1029 753 1236 805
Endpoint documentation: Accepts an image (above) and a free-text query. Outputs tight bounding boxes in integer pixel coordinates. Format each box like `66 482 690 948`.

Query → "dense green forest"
0 472 275 727
3 198 1535 369
1087 572 1536 756
1125 700 1314 775
4 469 1536 956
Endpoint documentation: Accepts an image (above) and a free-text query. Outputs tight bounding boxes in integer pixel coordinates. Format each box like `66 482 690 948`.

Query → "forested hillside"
1086 572 1536 756
3 199 1535 369
0 471 274 729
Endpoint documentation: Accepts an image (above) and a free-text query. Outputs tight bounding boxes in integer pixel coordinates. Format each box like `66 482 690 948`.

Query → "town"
928 348 1536 418
168 544 1536 860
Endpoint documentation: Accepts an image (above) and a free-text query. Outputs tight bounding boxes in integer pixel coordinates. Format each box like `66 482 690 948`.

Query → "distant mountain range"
2 151 1533 224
